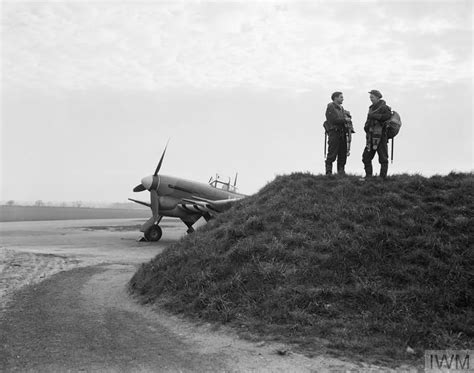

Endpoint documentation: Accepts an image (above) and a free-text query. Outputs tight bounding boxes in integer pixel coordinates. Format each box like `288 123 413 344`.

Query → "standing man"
324 92 352 175
362 90 392 178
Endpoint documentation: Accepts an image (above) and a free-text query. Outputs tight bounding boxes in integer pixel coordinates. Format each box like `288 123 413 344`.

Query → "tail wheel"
145 225 162 242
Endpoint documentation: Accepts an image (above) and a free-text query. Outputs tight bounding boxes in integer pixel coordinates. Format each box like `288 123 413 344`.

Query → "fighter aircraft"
129 144 246 241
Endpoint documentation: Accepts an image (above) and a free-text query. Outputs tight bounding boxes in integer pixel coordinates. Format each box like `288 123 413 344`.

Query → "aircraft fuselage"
143 174 245 219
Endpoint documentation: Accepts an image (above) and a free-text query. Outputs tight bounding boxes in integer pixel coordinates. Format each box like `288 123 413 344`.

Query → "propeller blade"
128 198 151 208
133 184 146 192
153 140 170 176
150 189 159 219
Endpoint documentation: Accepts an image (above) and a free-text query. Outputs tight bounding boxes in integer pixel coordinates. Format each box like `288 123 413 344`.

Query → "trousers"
362 132 389 177
326 130 347 173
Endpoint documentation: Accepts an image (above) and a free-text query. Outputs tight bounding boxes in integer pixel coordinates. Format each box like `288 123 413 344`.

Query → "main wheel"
145 225 162 242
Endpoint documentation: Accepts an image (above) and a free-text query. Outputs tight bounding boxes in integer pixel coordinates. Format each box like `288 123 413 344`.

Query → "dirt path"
0 263 388 372
1 265 227 372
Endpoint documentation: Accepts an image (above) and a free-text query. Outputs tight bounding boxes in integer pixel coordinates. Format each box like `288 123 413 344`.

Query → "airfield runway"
0 218 395 372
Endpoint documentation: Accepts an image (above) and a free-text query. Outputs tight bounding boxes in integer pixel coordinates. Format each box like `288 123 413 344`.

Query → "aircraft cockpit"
209 173 238 193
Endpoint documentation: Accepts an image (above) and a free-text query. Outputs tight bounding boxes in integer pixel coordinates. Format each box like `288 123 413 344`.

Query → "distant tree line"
1 200 84 208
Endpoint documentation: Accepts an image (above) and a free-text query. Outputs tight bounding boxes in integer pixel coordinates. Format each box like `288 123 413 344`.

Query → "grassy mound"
130 173 473 363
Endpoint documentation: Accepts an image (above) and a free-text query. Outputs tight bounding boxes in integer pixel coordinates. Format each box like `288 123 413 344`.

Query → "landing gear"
181 214 212 234
182 221 195 234
144 225 162 242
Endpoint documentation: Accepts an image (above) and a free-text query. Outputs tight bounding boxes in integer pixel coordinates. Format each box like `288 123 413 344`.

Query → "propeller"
132 141 169 223
133 184 146 192
154 140 169 176
132 140 169 193
150 189 159 220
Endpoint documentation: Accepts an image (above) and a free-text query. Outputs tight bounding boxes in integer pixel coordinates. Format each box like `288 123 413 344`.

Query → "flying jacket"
364 100 392 133
324 102 346 132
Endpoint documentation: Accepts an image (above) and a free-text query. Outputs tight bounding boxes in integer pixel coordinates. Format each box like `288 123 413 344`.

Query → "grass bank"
129 173 473 365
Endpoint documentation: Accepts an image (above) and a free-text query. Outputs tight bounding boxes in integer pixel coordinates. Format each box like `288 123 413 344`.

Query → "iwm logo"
425 350 473 372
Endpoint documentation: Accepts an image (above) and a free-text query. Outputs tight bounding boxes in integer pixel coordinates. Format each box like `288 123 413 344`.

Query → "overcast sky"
1 0 472 203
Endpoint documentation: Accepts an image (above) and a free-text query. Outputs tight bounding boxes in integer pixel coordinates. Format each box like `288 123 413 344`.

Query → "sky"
1 0 472 203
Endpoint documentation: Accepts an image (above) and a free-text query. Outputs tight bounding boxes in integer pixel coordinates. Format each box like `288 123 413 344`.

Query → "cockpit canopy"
209 173 238 193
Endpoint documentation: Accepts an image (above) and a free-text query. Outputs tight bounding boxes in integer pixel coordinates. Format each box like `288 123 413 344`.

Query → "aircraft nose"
141 175 154 190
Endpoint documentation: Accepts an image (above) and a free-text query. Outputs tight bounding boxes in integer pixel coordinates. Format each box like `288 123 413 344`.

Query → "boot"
364 163 373 178
325 162 332 175
380 163 388 179
337 166 345 175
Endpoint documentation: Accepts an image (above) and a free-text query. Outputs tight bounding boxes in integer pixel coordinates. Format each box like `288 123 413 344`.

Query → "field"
0 205 150 222
130 172 473 367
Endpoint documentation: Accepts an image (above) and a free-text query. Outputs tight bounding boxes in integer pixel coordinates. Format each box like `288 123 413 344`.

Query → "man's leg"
337 133 347 175
362 146 375 177
325 131 339 175
377 138 389 178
